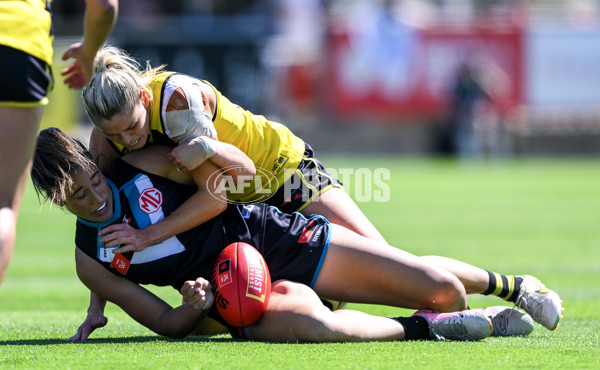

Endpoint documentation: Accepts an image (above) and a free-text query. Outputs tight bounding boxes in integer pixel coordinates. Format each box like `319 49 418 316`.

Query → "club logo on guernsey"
138 187 163 214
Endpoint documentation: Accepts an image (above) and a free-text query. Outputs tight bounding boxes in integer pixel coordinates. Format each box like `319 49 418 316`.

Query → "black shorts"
0 45 53 106
209 204 332 337
266 144 343 214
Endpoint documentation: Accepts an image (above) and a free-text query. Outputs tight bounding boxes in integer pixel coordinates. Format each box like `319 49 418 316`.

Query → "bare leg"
303 187 387 243
0 208 16 284
304 190 502 300
0 106 42 284
246 280 405 342
312 225 467 312
419 256 490 294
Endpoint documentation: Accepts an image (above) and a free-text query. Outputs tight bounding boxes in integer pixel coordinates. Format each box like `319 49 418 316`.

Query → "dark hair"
31 127 97 206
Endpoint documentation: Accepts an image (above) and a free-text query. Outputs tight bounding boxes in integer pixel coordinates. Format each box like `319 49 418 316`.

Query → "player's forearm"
141 192 227 247
155 304 211 339
208 140 256 181
82 0 118 58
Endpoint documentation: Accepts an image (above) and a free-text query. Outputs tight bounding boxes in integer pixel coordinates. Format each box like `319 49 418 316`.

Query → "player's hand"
167 139 211 174
61 41 94 89
99 223 150 253
67 312 108 341
180 278 214 311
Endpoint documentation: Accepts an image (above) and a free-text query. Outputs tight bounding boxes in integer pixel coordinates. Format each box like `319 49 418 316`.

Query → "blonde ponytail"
82 45 166 125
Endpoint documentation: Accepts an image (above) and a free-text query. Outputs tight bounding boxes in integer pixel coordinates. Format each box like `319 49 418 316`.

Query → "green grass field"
1 157 599 369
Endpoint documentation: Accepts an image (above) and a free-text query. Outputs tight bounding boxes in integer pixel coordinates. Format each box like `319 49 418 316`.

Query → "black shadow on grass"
0 335 242 346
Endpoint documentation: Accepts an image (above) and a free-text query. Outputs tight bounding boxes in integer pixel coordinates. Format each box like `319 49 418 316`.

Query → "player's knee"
251 280 345 342
294 309 347 343
427 274 467 312
271 279 312 297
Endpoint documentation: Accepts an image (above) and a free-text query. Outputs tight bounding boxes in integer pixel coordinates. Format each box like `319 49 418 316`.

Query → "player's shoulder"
166 88 188 112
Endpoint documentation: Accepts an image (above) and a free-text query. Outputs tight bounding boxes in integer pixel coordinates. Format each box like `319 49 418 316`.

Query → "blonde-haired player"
83 46 385 253
71 46 563 340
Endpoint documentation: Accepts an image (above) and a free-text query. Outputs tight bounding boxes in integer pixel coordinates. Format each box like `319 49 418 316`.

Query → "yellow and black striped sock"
482 271 523 303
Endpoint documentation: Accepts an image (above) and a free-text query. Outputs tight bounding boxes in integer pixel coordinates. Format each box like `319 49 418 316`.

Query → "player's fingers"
99 231 121 244
190 290 206 310
179 280 195 296
64 77 82 90
193 300 205 310
61 49 74 61
196 278 209 290
111 246 128 254
60 66 74 76
203 290 214 309
116 240 143 253
63 77 75 86
99 224 123 236
68 79 85 90
104 234 132 249
184 289 199 302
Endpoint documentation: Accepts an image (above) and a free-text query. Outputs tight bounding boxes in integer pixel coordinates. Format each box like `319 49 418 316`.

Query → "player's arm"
98 146 228 253
61 0 119 89
67 291 108 341
164 86 256 179
170 136 256 181
89 127 121 171
75 248 211 338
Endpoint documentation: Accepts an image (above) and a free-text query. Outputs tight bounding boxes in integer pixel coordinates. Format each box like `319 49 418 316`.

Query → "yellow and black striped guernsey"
109 73 306 203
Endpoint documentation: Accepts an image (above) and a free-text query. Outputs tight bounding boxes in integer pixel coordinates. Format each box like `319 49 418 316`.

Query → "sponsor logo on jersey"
217 259 233 288
241 205 254 219
138 187 163 214
111 253 130 275
272 154 289 175
298 220 318 243
99 246 115 262
311 227 323 243
298 228 313 243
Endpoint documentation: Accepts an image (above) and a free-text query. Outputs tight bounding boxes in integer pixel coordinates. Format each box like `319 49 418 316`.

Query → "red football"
210 242 271 327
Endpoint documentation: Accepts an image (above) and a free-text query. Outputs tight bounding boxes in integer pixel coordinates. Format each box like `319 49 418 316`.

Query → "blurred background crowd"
47 0 600 158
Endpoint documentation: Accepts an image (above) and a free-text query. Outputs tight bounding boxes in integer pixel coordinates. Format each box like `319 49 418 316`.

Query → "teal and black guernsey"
74 158 332 292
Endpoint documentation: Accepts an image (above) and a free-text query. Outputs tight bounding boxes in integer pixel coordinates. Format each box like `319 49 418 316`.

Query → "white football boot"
515 275 564 330
477 306 534 337
412 309 492 341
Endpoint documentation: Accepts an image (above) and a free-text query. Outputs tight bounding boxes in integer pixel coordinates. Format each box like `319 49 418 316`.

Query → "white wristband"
191 136 216 159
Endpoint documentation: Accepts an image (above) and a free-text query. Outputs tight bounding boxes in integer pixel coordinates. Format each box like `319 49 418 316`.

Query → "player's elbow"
159 328 190 339
90 0 118 19
203 196 227 222
154 319 198 339
241 159 256 177
97 0 118 14
216 200 228 217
